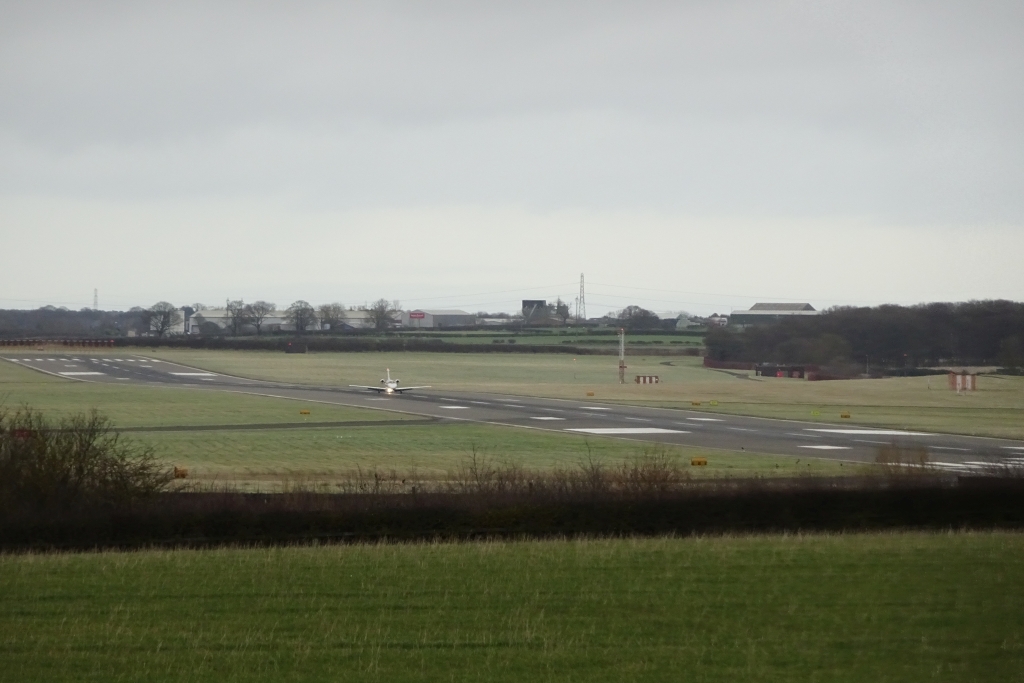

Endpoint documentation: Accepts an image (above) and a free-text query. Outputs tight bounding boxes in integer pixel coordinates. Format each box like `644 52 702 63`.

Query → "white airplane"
350 368 430 395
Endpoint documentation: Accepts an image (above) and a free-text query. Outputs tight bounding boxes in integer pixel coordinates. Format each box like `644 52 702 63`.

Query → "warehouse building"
729 303 818 326
401 309 476 328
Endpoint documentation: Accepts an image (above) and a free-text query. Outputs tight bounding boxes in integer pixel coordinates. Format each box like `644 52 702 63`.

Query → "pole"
618 327 625 384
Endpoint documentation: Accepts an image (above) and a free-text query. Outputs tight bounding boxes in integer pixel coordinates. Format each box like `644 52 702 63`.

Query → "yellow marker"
840 412 851 419
691 401 701 406
710 400 719 406
691 457 708 466
300 410 311 415
586 391 595 397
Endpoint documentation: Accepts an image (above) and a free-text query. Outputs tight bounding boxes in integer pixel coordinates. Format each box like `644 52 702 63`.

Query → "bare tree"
245 301 276 335
226 300 252 336
553 298 572 325
617 305 661 330
285 300 318 333
317 302 346 331
367 298 399 330
147 302 182 337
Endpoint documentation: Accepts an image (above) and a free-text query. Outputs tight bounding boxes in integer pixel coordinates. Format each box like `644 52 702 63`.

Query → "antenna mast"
618 327 626 384
577 273 586 323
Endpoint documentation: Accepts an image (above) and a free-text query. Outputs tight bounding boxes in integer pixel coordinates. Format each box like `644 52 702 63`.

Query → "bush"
0 407 171 512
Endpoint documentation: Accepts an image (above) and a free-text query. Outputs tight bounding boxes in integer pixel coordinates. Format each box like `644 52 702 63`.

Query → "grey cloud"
1 1 1022 221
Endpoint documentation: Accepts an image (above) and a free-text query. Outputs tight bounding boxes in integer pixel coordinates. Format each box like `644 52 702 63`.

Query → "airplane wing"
394 386 431 393
349 385 386 392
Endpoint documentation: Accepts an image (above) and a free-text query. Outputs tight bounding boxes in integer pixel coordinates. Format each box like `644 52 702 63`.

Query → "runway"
6 353 1024 471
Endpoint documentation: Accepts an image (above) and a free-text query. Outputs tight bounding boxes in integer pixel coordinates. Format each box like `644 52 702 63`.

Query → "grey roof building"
729 303 818 326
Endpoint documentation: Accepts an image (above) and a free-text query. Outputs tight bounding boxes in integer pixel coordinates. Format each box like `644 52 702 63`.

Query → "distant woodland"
0 307 139 338
705 300 1024 369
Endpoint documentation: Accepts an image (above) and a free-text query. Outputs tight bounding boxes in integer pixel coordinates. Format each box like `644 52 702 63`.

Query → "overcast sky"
1 1 1022 316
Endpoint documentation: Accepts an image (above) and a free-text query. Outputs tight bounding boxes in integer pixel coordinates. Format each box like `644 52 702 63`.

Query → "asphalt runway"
6 353 1024 471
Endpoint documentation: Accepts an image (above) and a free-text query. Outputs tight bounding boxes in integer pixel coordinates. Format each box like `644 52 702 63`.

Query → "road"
6 353 1024 471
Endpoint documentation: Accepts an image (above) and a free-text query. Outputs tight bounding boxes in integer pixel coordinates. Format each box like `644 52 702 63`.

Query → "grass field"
0 359 850 488
141 349 1024 439
1 532 1021 682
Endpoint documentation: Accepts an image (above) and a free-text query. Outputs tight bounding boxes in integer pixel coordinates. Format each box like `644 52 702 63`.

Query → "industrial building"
400 309 476 328
729 303 818 326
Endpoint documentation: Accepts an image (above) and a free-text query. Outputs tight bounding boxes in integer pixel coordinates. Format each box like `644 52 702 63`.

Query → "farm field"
1 532 1021 682
142 349 1024 439
0 359 849 489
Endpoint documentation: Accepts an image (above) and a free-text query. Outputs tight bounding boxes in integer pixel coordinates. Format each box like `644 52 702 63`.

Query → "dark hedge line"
3 476 1021 551
116 336 701 356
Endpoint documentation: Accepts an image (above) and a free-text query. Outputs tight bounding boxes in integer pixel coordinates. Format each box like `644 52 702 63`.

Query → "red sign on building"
409 311 426 319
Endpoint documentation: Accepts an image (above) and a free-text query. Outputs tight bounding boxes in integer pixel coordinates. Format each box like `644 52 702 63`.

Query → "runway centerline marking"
566 427 687 435
439 406 470 410
580 406 611 411
800 445 851 450
530 417 566 421
932 446 970 451
807 428 931 436
687 417 723 422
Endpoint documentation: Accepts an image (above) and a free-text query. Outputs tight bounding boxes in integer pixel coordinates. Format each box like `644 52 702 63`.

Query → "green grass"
141 350 1024 439
137 424 850 488
1 532 1021 682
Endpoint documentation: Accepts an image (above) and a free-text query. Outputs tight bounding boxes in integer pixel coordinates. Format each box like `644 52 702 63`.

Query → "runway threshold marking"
566 427 687 435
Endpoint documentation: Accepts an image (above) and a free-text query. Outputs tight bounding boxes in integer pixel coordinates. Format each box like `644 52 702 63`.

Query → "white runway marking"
170 372 217 376
113 358 124 362
728 427 757 432
854 439 889 444
799 445 851 450
687 417 723 422
59 371 105 376
579 406 611 410
64 364 77 367
140 365 152 368
1003 446 1024 451
788 432 821 438
625 417 652 422
807 429 931 436
567 427 687 435
530 416 566 421
439 398 458 402
469 401 491 405
116 378 130 381
440 406 469 410
932 446 970 452
365 398 389 401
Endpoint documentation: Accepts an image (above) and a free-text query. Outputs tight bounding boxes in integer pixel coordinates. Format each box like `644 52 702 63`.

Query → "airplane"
349 368 431 395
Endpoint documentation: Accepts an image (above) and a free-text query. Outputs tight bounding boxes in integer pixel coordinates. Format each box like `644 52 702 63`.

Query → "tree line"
705 300 1024 369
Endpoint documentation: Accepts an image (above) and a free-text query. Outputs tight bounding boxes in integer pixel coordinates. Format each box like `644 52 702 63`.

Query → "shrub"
0 407 171 512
